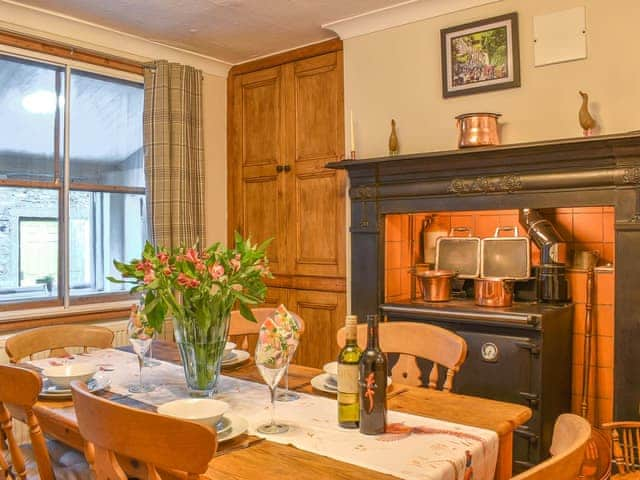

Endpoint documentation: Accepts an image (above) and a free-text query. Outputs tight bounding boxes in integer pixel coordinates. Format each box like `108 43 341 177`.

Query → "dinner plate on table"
221 350 250 367
39 376 111 400
217 413 248 442
311 373 392 395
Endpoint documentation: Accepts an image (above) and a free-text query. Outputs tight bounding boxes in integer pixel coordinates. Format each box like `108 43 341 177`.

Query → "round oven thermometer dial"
481 342 499 362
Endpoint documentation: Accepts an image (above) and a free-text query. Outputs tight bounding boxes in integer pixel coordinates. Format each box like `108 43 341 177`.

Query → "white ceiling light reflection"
22 90 64 114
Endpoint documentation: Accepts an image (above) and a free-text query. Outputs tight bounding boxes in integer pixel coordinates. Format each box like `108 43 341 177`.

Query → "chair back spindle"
602 421 640 476
337 321 467 390
0 365 55 480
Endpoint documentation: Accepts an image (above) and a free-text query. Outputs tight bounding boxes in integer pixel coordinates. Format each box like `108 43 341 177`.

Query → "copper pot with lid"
455 113 501 148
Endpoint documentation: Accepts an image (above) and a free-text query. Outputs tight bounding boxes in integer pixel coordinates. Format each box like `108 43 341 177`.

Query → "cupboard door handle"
283 164 291 172
276 165 284 173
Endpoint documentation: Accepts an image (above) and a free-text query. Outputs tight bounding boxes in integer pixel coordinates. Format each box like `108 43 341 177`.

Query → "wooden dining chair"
5 324 114 363
337 320 467 390
70 381 217 480
511 413 591 480
601 421 640 478
0 365 89 480
228 307 305 352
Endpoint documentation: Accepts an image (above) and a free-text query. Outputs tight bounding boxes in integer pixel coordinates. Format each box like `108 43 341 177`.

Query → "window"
0 52 145 309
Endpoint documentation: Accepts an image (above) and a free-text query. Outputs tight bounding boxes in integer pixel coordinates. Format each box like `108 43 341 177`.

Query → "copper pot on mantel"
455 113 501 148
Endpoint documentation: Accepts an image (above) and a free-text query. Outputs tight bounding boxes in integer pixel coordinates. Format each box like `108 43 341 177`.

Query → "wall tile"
386 242 402 269
573 212 604 243
475 215 501 238
595 305 614 337
386 215 402 242
603 212 615 243
595 272 614 305
568 271 587 303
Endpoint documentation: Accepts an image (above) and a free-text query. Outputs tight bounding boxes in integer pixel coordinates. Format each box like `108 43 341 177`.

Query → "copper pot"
455 113 501 148
474 278 514 307
415 269 454 302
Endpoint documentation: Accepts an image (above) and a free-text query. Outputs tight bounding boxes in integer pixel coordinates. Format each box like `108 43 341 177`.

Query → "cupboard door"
284 52 346 278
287 289 346 368
260 287 288 309
230 67 288 274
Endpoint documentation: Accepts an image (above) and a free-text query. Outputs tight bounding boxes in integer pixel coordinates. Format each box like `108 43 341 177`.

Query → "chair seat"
21 439 90 480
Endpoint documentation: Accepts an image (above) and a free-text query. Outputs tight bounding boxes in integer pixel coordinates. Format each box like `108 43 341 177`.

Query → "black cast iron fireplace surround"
327 132 640 422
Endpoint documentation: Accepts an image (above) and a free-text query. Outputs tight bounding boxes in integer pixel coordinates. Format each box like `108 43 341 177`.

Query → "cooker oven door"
452 330 535 404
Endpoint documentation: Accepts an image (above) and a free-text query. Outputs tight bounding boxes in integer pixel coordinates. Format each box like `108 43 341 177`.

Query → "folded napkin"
255 304 301 368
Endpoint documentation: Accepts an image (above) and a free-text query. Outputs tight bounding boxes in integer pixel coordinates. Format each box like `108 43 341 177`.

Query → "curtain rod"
0 28 144 75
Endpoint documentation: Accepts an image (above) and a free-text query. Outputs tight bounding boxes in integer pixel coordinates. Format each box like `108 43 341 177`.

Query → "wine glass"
255 356 289 433
127 317 156 393
276 365 299 402
255 326 298 433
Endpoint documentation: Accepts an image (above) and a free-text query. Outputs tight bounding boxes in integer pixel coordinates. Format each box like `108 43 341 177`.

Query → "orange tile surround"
384 207 615 425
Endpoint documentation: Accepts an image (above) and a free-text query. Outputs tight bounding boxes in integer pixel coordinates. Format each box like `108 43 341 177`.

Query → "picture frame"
441 12 520 98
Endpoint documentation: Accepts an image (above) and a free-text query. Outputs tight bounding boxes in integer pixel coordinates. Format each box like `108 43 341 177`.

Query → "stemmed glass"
255 321 299 434
127 315 156 393
276 365 299 402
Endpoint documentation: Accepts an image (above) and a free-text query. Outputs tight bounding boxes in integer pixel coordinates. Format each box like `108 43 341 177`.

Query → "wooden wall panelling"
287 289 345 368
284 51 346 278
230 66 289 274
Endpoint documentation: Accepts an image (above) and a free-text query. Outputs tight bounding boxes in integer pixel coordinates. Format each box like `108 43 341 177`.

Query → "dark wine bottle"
358 314 387 435
338 314 362 428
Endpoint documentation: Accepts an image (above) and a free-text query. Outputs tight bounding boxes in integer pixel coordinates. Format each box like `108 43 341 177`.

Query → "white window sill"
0 300 133 324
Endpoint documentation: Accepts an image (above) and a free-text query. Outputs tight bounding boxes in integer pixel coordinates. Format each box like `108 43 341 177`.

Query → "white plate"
215 415 233 436
217 413 248 443
39 376 111 400
311 373 392 395
221 350 250 366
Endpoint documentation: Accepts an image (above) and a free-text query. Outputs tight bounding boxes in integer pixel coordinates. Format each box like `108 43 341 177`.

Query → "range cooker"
381 299 573 472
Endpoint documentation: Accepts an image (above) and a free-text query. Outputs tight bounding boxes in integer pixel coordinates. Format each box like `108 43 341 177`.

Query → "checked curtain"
143 60 205 248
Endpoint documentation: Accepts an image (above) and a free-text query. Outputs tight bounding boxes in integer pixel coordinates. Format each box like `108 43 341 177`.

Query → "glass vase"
173 311 230 397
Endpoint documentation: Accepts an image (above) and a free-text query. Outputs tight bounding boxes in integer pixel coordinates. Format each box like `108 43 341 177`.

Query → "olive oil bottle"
337 315 362 428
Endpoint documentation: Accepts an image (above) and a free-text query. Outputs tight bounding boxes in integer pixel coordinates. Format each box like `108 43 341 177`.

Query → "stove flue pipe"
519 208 566 265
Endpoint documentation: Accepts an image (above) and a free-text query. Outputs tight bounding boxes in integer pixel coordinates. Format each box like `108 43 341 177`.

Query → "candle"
350 110 355 153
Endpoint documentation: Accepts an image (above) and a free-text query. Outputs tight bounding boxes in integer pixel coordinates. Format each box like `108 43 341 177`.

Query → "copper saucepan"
474 278 514 307
412 269 455 302
455 112 501 148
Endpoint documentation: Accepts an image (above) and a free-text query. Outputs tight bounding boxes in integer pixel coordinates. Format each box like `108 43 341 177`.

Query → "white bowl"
43 363 97 389
323 361 338 383
223 341 237 359
157 399 230 427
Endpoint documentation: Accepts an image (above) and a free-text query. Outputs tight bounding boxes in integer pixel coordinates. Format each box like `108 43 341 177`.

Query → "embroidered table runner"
31 349 498 480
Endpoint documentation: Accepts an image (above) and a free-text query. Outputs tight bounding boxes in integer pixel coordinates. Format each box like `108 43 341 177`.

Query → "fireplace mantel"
328 132 640 420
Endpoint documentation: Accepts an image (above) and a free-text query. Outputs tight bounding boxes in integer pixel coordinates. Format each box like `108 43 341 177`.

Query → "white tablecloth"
32 349 498 480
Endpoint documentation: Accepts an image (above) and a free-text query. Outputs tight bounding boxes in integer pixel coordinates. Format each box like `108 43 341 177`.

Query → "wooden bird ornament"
389 119 399 155
579 90 597 136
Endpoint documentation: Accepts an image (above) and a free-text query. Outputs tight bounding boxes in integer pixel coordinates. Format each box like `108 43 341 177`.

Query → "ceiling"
10 0 410 64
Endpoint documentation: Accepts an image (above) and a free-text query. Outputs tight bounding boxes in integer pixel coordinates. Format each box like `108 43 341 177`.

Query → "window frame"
0 45 145 314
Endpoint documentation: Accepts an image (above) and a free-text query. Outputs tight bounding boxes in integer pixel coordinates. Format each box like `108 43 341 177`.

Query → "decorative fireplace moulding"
327 132 640 420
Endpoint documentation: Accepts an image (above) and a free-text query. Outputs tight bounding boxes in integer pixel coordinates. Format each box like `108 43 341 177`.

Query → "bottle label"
338 364 359 394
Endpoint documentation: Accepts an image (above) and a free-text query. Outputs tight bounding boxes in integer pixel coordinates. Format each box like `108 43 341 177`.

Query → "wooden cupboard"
228 40 346 368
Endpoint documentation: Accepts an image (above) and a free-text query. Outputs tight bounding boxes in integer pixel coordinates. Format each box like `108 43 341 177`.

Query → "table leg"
494 432 513 480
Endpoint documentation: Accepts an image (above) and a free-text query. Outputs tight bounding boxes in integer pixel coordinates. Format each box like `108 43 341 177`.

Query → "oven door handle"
515 341 540 356
515 427 539 445
519 391 540 408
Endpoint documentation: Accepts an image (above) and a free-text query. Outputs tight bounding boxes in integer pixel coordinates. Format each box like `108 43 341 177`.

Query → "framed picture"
441 12 520 98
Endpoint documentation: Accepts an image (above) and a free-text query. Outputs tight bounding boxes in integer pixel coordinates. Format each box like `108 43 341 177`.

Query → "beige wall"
0 0 229 245
202 73 228 244
344 0 640 157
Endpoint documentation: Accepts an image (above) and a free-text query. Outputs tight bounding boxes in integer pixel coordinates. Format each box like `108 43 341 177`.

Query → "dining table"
27 341 531 480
